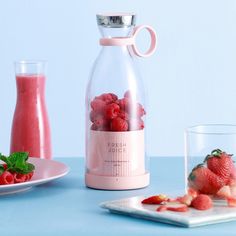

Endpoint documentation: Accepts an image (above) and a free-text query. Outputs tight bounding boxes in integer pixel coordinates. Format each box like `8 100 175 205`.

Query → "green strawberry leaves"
211 149 223 157
0 152 35 174
188 172 196 181
204 149 223 162
204 149 234 163
188 164 204 181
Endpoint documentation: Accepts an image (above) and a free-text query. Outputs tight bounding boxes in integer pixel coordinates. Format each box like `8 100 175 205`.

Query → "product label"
87 130 145 176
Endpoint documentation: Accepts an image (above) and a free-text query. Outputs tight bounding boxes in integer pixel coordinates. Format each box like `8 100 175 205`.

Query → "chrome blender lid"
96 13 136 28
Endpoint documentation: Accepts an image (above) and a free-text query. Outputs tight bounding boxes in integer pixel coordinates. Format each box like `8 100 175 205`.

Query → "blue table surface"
1 157 236 235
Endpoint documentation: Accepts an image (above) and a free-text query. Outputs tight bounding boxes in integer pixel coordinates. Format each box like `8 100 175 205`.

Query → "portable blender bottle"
85 13 157 190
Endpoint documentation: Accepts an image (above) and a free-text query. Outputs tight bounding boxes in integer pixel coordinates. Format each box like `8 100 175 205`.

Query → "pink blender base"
85 172 150 190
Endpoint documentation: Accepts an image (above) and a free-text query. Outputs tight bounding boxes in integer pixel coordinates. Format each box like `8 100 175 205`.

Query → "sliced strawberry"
166 198 179 203
216 185 232 199
166 205 189 212
228 178 236 186
227 197 236 207
188 164 225 195
156 203 189 212
142 194 169 204
176 194 193 206
188 188 199 198
156 205 167 212
229 182 236 197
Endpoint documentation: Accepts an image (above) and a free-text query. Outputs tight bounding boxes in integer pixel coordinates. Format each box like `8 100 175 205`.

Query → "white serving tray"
100 196 236 227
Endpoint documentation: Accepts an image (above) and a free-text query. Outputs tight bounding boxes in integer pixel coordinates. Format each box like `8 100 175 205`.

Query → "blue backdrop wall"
0 0 236 157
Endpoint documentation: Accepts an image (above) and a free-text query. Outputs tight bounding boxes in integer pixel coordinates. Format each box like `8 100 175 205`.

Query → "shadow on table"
0 175 87 200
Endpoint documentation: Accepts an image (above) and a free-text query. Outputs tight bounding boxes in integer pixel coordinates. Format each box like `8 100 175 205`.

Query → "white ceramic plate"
0 158 69 195
101 196 236 227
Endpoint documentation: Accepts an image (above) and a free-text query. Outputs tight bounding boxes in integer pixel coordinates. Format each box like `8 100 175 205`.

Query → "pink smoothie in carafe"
10 74 52 159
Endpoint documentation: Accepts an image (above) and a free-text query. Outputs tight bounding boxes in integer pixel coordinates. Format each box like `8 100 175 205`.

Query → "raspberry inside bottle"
85 13 157 190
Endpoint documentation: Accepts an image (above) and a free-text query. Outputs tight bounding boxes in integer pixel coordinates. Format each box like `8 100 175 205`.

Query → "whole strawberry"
188 164 224 195
204 149 234 184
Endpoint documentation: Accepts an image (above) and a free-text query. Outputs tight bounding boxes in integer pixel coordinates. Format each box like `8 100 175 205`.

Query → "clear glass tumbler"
184 124 236 196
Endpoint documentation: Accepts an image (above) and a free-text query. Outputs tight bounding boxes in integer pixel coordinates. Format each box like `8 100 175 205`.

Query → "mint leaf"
0 154 10 165
9 152 28 163
26 163 35 172
15 155 27 168
17 163 35 174
0 165 4 175
0 152 34 174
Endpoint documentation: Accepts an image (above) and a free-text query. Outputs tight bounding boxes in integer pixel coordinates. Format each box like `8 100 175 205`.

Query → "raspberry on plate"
110 117 128 131
0 171 14 185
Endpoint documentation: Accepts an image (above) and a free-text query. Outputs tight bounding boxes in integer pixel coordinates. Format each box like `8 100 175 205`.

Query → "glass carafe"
85 13 157 190
10 61 52 159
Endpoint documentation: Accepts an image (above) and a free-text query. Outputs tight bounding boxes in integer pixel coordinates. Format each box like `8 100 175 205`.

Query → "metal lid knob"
96 13 136 28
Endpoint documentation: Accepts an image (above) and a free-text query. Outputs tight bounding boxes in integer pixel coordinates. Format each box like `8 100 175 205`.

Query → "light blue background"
0 0 236 157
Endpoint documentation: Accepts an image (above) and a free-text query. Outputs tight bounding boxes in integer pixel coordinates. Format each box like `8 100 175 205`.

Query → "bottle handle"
131 25 157 58
99 24 157 58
